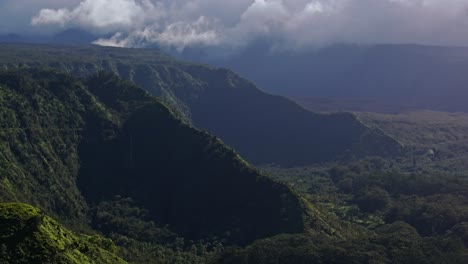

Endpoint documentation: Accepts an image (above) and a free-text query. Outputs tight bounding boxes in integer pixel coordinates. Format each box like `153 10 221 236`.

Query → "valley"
3 1 468 263
0 44 468 263
257 109 468 263
196 44 468 113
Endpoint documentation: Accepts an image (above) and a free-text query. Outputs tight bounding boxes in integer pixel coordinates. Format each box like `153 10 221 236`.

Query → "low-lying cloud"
30 0 468 50
93 16 222 51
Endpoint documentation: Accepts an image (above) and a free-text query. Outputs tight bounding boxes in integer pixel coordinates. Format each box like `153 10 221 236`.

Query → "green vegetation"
0 68 98 222
216 225 468 264
0 68 315 262
241 109 468 263
0 43 401 166
257 156 468 263
0 203 126 264
80 71 309 244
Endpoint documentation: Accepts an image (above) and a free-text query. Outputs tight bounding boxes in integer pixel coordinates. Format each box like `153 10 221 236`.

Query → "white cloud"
32 0 164 32
28 0 468 49
93 16 222 50
32 8 72 27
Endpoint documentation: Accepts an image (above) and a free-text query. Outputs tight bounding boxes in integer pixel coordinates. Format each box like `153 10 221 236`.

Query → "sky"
2 0 468 50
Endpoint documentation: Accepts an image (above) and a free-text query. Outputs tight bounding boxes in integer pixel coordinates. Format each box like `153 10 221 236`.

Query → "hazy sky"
3 0 468 50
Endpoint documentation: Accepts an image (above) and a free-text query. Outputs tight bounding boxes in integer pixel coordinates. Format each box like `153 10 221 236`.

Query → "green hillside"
0 68 317 261
0 43 401 166
80 71 309 244
0 203 126 264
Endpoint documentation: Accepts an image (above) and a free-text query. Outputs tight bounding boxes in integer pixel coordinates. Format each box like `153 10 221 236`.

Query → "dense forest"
255 158 468 263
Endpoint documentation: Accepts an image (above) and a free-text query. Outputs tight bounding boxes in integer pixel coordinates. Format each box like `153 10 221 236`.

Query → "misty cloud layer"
19 0 468 50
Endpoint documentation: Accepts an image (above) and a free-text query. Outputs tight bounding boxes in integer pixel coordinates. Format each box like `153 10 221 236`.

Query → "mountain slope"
0 69 100 222
80 72 308 243
0 43 401 166
0 68 312 248
0 203 126 264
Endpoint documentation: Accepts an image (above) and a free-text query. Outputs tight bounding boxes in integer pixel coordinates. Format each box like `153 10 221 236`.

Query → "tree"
355 187 391 213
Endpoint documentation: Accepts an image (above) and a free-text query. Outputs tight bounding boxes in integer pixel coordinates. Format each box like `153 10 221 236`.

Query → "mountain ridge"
0 68 317 249
0 43 402 166
188 43 468 113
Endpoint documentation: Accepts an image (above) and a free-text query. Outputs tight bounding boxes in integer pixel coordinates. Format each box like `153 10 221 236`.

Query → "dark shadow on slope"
77 75 307 245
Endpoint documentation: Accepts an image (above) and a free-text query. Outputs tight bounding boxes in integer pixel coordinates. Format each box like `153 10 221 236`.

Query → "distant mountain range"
180 43 468 113
0 43 400 166
4 30 468 112
0 28 98 45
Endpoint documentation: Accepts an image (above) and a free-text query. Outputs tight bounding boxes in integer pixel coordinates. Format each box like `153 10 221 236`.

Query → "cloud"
28 0 468 50
0 0 80 33
32 0 164 32
93 16 222 50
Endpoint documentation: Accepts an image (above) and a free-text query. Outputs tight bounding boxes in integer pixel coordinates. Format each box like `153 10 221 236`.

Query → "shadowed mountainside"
0 43 401 166
0 68 313 247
